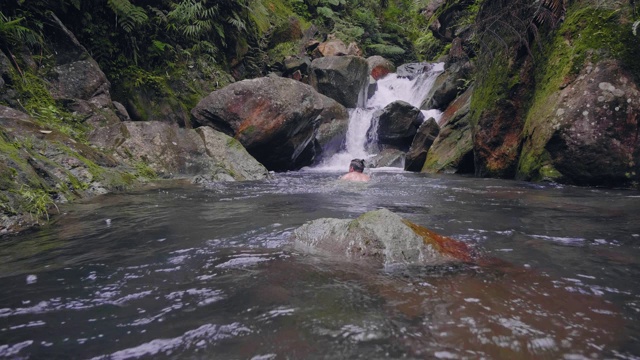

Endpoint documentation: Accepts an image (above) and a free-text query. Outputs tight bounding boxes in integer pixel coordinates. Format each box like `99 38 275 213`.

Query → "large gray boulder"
44 13 122 130
91 121 269 181
293 208 474 267
369 101 424 152
366 148 405 168
46 13 110 101
405 117 440 172
309 55 369 108
314 38 349 57
191 76 348 171
518 60 640 187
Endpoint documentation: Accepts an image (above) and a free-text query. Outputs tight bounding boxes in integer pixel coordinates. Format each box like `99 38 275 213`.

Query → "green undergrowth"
16 184 57 222
11 72 88 141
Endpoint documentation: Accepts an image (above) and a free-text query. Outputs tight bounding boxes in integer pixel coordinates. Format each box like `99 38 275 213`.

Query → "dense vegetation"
0 0 437 87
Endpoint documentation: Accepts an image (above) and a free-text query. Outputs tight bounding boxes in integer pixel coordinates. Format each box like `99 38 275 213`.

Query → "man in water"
340 159 370 182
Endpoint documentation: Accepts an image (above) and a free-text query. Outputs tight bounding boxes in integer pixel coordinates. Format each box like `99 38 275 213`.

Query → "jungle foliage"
0 0 428 82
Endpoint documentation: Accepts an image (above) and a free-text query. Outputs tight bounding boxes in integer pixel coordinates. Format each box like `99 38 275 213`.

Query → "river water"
1 171 639 359
2 65 640 359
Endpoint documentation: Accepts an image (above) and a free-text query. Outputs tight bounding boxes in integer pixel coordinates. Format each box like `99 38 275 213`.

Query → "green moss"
539 164 563 181
267 41 298 63
226 137 244 150
0 132 32 180
67 172 89 192
469 53 511 126
365 43 406 63
12 73 88 141
56 142 105 180
240 125 257 136
560 7 640 78
15 184 56 222
0 161 17 191
134 161 157 179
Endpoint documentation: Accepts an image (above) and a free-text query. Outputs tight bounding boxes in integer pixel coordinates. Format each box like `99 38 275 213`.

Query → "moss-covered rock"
0 106 137 234
516 5 640 187
422 87 474 174
292 208 475 267
90 121 269 182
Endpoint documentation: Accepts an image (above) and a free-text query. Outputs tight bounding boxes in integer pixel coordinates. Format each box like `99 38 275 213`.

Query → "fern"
148 6 169 25
228 12 247 32
69 0 81 10
0 12 42 49
107 0 148 33
168 0 217 39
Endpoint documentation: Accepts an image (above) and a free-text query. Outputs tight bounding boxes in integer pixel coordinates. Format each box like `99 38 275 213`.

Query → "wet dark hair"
350 159 366 173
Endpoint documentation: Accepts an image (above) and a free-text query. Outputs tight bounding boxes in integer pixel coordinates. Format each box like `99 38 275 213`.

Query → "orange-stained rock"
191 76 349 171
293 208 476 267
402 219 473 262
367 55 395 80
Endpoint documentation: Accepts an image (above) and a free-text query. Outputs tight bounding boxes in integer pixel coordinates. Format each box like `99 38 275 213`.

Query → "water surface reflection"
1 171 639 359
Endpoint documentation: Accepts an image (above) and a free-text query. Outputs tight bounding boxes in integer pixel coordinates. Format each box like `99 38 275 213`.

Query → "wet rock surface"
191 76 349 171
309 55 370 108
91 121 269 181
293 208 474 268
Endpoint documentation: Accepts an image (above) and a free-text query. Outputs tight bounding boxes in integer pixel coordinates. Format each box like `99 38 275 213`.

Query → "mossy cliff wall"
468 0 640 188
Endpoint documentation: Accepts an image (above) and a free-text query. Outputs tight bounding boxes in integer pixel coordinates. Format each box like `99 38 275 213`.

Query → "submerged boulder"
191 76 348 171
293 208 474 267
366 148 405 168
309 55 370 108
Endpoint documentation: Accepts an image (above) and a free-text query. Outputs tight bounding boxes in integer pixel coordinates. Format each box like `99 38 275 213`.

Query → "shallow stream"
1 171 639 359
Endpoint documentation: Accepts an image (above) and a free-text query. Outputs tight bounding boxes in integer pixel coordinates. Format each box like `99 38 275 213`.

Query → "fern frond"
149 6 168 24
227 13 246 32
107 0 148 33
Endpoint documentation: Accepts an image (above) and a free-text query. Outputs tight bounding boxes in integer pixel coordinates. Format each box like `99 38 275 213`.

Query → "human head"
349 159 366 173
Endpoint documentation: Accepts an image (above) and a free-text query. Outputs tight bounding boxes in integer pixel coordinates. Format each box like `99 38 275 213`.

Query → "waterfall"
313 62 445 171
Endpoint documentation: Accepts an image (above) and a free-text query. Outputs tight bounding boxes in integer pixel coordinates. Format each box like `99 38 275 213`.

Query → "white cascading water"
312 62 445 171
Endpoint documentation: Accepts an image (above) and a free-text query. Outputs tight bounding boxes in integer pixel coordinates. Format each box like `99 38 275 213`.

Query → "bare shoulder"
340 173 370 182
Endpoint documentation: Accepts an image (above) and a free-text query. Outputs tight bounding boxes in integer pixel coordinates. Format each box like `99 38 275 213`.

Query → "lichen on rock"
292 208 475 268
